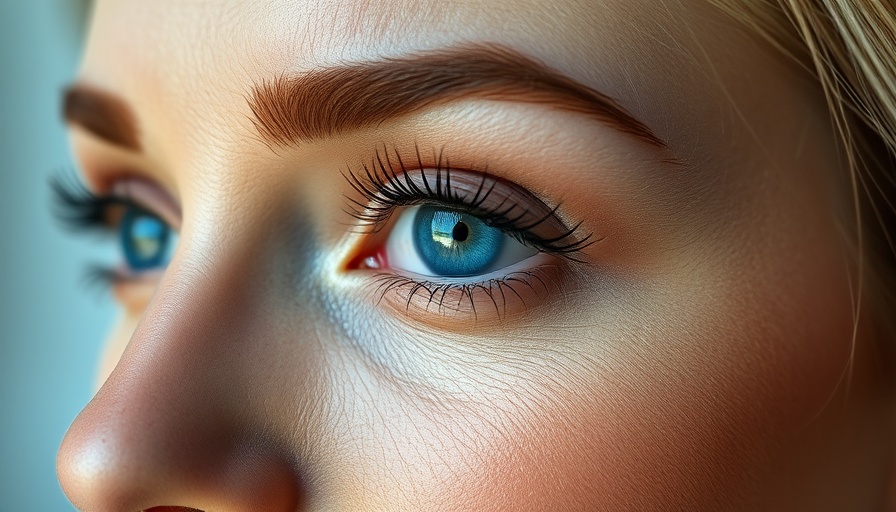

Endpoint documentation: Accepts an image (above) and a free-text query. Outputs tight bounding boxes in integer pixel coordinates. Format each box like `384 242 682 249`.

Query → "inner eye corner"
341 232 388 273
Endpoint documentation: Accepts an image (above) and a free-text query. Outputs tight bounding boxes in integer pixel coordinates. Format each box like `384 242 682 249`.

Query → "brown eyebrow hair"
62 84 141 151
249 43 666 148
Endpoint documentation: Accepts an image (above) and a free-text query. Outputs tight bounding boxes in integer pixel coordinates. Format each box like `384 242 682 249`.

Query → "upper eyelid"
51 174 179 234
344 147 596 257
361 170 561 232
110 179 182 231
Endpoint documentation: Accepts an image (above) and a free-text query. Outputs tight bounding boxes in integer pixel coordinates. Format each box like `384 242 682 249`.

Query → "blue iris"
120 207 173 271
412 205 504 276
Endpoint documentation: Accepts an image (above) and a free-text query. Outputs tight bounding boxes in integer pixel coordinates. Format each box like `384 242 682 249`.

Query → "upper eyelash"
342 144 597 259
50 173 127 288
50 172 128 232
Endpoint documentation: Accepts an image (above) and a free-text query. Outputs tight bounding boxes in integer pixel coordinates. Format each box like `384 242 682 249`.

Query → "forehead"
84 0 671 69
80 0 729 120
77 0 812 192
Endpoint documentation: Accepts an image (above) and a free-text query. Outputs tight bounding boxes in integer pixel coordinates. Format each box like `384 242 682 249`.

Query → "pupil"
452 222 469 242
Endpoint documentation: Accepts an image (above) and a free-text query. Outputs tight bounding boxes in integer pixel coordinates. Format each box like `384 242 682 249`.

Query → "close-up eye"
384 204 539 277
51 176 179 282
341 147 596 319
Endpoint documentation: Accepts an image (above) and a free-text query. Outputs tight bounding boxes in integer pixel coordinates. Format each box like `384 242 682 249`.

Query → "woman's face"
57 0 895 510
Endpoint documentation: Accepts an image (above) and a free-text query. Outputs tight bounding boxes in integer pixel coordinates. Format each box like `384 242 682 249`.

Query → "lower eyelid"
111 272 164 313
361 256 565 328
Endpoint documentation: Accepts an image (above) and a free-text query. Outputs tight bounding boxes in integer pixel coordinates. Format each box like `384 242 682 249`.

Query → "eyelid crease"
343 144 598 260
111 178 182 230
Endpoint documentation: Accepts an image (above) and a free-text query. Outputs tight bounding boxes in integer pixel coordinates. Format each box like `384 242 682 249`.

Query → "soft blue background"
0 1 113 510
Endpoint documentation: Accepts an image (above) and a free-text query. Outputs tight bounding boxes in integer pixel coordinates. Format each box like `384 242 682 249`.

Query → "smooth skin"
57 0 896 510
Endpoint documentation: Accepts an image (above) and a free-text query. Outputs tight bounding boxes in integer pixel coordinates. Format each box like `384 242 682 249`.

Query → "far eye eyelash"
342 145 597 259
50 173 130 289
51 173 176 289
51 172 166 235
50 172 125 232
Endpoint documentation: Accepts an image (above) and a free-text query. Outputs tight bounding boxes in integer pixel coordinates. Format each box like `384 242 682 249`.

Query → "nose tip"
55 230 316 511
57 387 303 512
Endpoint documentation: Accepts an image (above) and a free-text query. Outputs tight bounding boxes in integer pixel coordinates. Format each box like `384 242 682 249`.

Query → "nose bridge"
57 233 312 511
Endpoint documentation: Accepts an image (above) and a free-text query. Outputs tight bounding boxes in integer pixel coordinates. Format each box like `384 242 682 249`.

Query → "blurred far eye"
119 206 177 271
385 204 538 277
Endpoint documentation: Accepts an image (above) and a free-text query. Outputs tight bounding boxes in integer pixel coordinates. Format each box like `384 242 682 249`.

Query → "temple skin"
57 0 896 511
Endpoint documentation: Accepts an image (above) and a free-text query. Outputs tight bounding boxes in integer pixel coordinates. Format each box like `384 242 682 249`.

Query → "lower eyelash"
82 264 128 291
366 266 557 319
50 171 122 231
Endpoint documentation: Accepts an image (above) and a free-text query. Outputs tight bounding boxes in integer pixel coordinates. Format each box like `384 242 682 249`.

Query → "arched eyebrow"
249 43 667 149
61 44 666 154
62 84 141 151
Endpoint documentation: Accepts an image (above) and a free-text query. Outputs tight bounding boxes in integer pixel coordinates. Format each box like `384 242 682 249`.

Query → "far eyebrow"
62 84 141 151
249 43 666 149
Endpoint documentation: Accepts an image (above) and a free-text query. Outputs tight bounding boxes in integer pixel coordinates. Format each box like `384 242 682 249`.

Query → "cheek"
85 213 861 511
426 271 856 510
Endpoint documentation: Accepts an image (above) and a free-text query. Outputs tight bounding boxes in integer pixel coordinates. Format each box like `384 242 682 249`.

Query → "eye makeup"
343 144 595 258
342 144 595 322
51 173 179 285
54 141 595 324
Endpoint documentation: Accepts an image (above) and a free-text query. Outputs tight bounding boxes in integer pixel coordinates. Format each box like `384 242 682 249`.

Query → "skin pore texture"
56 0 896 511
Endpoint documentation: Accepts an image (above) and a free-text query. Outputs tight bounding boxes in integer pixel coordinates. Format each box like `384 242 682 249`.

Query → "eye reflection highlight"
430 210 467 248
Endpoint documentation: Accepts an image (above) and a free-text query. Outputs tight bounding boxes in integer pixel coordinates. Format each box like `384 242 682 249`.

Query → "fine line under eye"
343 144 597 260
